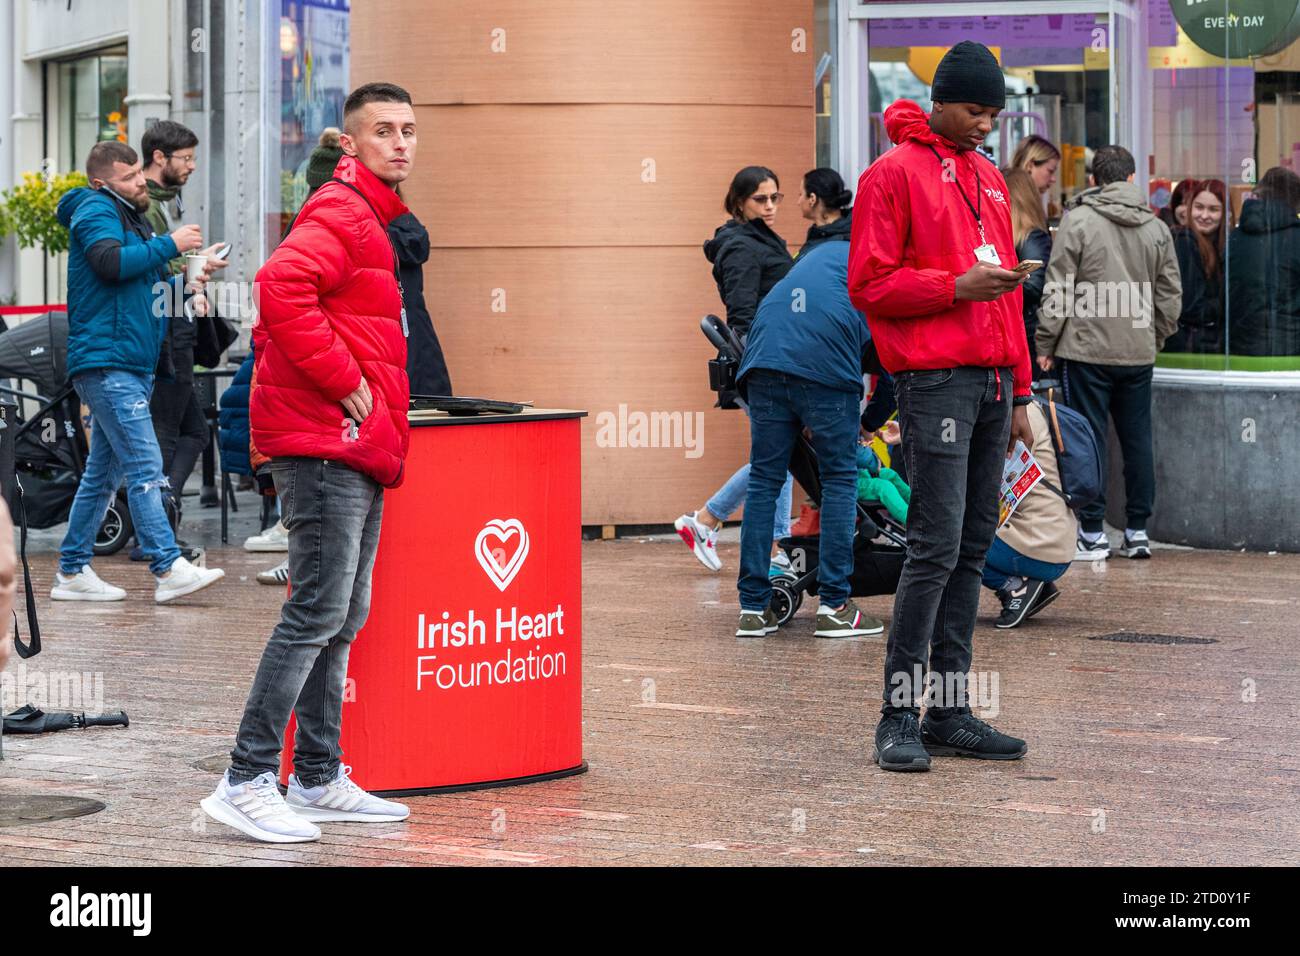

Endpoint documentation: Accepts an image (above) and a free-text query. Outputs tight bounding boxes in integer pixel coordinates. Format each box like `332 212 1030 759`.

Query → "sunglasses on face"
750 192 784 206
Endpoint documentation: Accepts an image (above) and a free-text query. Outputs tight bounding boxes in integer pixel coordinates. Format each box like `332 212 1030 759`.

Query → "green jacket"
144 180 185 275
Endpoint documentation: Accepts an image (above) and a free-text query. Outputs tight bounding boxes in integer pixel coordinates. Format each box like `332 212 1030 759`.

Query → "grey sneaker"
814 599 884 638
1074 533 1111 561
736 607 779 638
1120 530 1151 559
286 765 410 822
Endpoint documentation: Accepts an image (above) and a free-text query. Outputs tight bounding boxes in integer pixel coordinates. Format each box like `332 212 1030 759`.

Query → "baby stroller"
701 315 908 625
0 312 171 554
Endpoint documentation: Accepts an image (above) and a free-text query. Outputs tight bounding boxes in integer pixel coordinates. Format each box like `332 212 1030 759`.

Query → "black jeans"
228 458 384 786
1061 359 1154 534
881 366 1011 716
151 380 208 503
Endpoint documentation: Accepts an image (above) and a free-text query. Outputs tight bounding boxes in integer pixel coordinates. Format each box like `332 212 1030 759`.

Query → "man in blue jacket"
52 140 224 604
734 239 881 639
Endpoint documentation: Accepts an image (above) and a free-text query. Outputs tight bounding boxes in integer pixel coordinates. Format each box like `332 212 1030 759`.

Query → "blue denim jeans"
981 537 1070 590
706 395 794 539
60 369 180 577
228 458 384 788
706 463 793 539
739 370 860 611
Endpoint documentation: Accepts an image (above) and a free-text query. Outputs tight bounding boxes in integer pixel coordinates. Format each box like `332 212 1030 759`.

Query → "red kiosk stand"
281 408 586 794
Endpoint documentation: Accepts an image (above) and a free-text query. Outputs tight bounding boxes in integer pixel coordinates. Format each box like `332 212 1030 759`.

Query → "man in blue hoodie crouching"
52 140 224 604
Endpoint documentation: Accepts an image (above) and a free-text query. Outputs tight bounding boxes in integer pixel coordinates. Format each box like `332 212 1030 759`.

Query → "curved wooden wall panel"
352 0 815 524
351 0 815 106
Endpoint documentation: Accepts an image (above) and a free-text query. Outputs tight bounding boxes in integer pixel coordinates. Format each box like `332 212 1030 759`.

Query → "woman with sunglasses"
675 167 795 578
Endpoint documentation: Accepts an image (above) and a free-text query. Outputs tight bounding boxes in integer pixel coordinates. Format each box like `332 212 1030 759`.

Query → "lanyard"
927 144 986 247
326 177 409 337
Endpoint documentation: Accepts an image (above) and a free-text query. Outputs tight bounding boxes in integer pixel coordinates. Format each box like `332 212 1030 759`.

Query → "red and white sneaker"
673 512 722 571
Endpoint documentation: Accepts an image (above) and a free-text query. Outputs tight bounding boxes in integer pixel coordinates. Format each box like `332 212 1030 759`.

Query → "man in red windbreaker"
200 83 417 843
848 42 1035 773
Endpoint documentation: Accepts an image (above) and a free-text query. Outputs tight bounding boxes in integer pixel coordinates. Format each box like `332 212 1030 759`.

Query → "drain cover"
0 795 106 826
1088 632 1218 645
192 753 230 773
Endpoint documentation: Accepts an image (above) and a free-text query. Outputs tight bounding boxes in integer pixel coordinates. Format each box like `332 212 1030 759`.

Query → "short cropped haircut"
1092 145 1136 188
140 120 199 167
343 82 413 131
86 141 139 181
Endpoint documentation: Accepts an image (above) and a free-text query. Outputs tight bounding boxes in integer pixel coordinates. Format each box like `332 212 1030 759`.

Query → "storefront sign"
1171 0 1300 58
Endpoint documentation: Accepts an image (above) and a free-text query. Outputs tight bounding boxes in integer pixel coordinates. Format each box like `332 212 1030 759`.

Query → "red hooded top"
251 155 412 487
848 100 1032 397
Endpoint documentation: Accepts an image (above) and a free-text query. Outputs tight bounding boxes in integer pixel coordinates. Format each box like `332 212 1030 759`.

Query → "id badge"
974 243 1002 266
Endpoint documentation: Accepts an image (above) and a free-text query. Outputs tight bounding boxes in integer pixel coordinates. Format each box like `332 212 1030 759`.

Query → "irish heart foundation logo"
475 518 530 592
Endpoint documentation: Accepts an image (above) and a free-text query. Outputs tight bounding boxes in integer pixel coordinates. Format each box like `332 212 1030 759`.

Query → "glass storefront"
267 0 351 246
49 47 129 178
841 0 1300 370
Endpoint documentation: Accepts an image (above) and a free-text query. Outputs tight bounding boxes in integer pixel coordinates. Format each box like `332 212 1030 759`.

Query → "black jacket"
796 209 852 261
389 212 453 396
1017 226 1052 363
1165 228 1224 354
1227 198 1300 357
703 218 792 340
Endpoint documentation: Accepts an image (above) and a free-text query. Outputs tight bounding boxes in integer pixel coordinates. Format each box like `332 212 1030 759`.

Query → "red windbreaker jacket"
251 155 411 487
848 100 1032 398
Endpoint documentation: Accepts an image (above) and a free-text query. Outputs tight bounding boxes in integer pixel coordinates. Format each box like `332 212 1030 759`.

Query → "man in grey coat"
1035 145 1181 562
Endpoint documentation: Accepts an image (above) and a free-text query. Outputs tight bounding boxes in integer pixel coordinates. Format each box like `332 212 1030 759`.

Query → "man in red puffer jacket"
200 82 417 844
849 42 1036 774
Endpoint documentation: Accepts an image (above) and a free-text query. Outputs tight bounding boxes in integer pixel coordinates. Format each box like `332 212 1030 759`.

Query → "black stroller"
0 312 167 554
701 314 908 626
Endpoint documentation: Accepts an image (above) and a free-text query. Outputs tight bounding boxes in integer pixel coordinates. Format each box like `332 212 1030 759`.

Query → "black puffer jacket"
1017 226 1052 364
1165 228 1224 354
703 218 792 340
389 212 453 396
796 209 852 260
1227 198 1300 357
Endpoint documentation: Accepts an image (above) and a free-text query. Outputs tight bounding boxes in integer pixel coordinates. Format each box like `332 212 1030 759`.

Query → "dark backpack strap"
11 476 41 659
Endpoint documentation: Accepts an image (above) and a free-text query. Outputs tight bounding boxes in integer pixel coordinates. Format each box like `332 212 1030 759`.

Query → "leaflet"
998 440 1044 528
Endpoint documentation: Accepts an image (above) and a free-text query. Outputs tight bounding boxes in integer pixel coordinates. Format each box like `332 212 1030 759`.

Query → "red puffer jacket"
251 155 411 487
848 100 1031 398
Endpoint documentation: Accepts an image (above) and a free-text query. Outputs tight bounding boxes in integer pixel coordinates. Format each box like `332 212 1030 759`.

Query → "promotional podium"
281 408 586 795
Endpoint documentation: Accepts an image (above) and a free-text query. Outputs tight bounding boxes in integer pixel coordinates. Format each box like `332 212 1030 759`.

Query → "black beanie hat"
931 41 1006 109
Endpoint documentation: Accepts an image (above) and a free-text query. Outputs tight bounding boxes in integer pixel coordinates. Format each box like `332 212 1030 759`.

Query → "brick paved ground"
2 492 1297 866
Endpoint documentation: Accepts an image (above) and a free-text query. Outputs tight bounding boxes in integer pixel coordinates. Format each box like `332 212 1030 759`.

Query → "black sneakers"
872 711 932 772
994 578 1046 629
921 710 1027 760
1026 580 1059 619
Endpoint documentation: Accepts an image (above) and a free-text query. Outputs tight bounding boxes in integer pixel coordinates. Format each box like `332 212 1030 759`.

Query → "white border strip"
1154 368 1300 389
849 1 1110 19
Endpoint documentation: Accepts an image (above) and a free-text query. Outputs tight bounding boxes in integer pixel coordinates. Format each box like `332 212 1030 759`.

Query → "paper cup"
184 254 208 284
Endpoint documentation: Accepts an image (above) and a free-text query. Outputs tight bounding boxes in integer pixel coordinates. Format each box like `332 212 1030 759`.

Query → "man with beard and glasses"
51 140 225 604
139 120 231 546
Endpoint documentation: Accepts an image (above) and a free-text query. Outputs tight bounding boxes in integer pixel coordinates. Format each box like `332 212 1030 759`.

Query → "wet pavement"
2 492 1297 865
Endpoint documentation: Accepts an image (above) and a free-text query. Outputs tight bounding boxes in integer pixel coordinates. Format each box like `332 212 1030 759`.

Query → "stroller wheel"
93 498 134 556
770 574 803 626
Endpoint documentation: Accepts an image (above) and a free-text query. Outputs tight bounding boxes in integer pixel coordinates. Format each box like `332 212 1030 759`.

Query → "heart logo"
474 518 530 592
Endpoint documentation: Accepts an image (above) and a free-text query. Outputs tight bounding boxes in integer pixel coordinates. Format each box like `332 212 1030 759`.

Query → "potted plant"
2 170 89 257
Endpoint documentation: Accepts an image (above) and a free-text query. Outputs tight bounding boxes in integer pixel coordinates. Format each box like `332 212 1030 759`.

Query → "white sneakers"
674 512 722 571
200 771 321 844
50 566 127 602
52 557 224 604
243 521 289 552
154 555 225 604
199 766 410 844
286 765 410 822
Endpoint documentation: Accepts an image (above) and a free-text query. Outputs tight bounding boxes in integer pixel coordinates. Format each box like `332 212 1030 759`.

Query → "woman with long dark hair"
1003 166 1052 369
675 167 795 575
1166 178 1227 354
796 167 853 259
